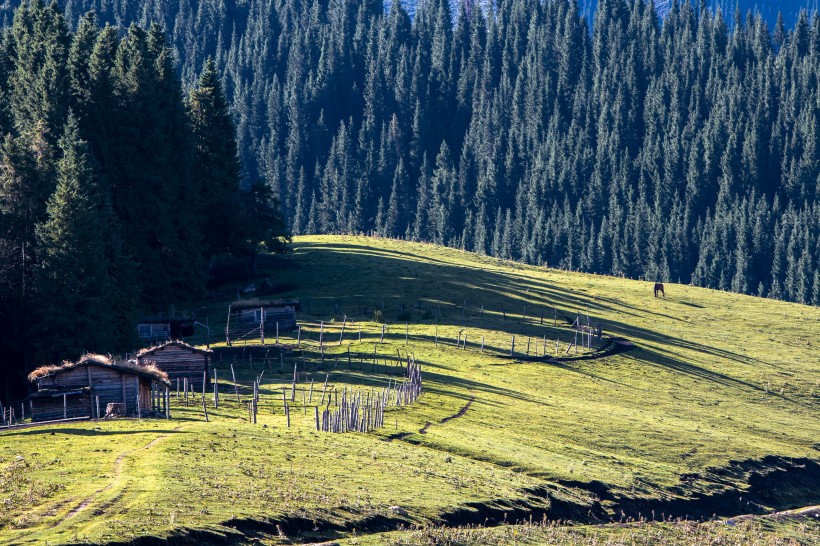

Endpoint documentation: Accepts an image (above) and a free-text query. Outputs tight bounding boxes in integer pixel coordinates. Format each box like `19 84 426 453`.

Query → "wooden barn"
27 354 170 422
226 298 300 345
136 340 212 392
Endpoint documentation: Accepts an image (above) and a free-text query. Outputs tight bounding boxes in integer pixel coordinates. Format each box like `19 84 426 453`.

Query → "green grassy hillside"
1 235 818 545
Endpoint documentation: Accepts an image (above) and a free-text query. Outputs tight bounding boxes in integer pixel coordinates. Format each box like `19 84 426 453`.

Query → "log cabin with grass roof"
136 340 212 392
27 354 171 422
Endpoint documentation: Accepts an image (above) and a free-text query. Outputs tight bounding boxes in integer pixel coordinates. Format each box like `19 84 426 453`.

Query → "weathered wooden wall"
227 305 297 342
35 365 158 419
138 345 209 391
31 393 90 421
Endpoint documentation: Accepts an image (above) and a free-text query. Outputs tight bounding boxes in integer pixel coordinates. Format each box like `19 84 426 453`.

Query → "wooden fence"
320 357 422 433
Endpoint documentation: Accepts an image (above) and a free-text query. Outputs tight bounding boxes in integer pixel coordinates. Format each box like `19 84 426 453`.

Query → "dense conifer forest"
0 1 286 397
19 0 817 306
1 0 819 397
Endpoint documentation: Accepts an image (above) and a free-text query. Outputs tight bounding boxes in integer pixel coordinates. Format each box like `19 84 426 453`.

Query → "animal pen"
23 354 171 423
225 299 300 345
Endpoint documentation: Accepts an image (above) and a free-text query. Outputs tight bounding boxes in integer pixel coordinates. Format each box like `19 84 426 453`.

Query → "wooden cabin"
136 340 211 392
137 317 195 343
226 298 300 345
27 354 171 422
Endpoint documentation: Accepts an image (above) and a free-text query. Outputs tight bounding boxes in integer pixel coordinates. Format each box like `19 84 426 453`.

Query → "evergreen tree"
189 57 242 259
34 114 119 358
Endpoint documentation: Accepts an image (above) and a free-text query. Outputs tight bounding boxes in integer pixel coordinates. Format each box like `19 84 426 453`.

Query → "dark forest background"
0 1 286 400
1 0 819 399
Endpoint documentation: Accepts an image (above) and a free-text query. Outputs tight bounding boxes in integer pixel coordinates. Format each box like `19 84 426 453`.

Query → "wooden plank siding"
32 364 164 421
137 343 210 392
30 393 90 422
227 305 297 343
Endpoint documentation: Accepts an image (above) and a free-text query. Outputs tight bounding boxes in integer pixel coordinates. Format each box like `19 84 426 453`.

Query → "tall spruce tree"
189 57 243 260
34 114 117 358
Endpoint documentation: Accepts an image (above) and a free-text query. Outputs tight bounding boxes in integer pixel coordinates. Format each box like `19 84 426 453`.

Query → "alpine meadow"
0 1 818 545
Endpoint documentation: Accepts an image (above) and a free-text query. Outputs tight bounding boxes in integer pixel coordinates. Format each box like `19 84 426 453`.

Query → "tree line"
28 0 818 309
0 1 287 399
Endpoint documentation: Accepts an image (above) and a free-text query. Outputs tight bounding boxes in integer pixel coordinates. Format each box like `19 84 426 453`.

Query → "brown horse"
654 283 665 298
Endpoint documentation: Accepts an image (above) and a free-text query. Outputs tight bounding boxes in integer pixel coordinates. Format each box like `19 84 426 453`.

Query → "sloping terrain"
0 235 817 545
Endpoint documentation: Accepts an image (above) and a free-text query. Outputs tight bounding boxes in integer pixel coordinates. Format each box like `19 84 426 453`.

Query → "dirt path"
420 396 475 434
8 425 184 544
59 425 183 523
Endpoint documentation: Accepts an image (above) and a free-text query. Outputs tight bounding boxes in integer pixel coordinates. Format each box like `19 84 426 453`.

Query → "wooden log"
252 382 257 424
320 375 329 405
339 316 346 345
63 393 67 419
213 368 219 409
260 306 265 344
231 363 240 403
314 406 319 431
297 325 301 347
481 336 484 352
202 372 209 422
510 336 515 357
380 324 385 343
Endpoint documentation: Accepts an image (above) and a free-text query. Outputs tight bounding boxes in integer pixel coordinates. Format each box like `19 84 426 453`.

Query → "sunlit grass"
0 235 817 544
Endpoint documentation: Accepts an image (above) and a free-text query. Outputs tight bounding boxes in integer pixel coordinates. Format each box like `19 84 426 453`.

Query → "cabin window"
138 324 152 338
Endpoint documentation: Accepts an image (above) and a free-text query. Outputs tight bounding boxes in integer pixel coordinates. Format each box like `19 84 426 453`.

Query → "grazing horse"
654 283 665 298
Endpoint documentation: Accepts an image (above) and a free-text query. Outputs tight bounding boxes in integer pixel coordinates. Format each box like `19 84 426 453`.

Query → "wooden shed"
136 340 211 392
226 298 300 345
137 317 195 343
27 354 171 422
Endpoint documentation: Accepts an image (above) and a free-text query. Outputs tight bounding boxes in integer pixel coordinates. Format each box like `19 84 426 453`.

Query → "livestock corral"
0 235 817 545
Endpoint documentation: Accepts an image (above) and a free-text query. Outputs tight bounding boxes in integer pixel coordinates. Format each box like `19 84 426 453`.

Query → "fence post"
213 368 219 408
260 306 265 344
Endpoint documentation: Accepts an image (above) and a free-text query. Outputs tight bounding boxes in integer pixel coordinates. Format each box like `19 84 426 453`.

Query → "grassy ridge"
0 235 818 544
